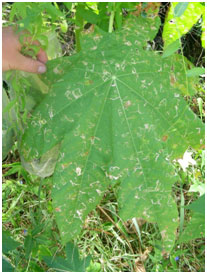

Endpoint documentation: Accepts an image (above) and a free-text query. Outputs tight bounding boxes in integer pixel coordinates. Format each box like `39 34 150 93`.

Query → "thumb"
15 53 47 74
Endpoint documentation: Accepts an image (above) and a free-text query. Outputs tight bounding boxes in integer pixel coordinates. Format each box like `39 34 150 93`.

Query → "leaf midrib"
71 79 113 215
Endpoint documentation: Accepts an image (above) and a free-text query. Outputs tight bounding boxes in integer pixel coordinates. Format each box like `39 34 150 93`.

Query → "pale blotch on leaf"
76 167 82 176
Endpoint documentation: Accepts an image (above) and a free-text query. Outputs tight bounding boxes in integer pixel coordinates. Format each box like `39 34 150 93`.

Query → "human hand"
2 27 48 74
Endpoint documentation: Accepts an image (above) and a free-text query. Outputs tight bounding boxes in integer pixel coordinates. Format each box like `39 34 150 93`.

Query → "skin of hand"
2 27 48 74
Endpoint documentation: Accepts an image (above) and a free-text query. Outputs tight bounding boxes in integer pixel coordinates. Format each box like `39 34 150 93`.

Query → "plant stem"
108 3 115 33
37 178 43 220
179 186 185 234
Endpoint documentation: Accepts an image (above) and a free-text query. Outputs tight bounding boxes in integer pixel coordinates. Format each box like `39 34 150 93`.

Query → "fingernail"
38 65 46 73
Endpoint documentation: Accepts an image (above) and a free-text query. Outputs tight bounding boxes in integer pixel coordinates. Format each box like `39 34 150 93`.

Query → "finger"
36 47 48 64
14 53 47 74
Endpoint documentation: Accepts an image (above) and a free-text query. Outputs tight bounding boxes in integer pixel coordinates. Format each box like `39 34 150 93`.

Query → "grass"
2 144 205 272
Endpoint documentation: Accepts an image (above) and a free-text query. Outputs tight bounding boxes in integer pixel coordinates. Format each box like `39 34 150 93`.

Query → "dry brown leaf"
133 3 161 18
134 247 153 272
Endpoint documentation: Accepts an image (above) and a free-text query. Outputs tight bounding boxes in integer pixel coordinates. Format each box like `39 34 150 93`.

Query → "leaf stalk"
108 3 115 33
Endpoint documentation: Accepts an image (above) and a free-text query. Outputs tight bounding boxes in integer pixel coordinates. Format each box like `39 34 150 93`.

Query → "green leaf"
24 235 34 259
21 16 204 251
2 98 17 114
186 67 205 77
63 2 72 11
60 20 68 33
86 261 102 272
197 97 203 120
174 2 189 17
168 54 200 96
46 31 63 60
38 245 52 261
76 4 99 25
2 256 14 272
2 165 21 177
9 2 29 21
2 231 21 254
115 4 123 30
201 13 205 48
43 242 91 272
39 2 63 21
163 2 205 48
179 196 205 243
162 39 180 58
189 180 205 196
186 194 205 215
31 223 45 237
178 212 204 242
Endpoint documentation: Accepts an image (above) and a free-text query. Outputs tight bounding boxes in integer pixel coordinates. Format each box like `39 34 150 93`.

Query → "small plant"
43 242 91 272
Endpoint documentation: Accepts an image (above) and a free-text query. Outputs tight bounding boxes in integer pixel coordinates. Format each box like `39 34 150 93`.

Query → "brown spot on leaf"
170 74 176 85
132 3 160 17
85 79 93 85
124 100 132 108
162 135 168 142
61 162 72 169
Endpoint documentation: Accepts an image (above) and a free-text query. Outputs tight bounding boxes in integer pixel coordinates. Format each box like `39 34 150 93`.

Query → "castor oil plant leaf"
21 16 204 251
